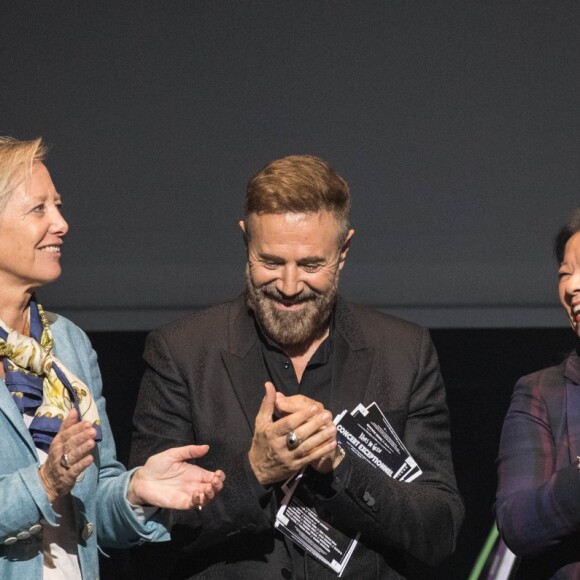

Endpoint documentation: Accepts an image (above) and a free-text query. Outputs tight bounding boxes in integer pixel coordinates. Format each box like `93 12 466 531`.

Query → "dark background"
2 1 580 330
2 2 580 578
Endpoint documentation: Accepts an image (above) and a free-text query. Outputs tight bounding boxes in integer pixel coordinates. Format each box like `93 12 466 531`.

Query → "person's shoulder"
337 300 432 364
44 311 94 363
348 302 422 329
516 354 573 394
505 356 575 421
46 311 91 343
340 300 426 342
150 296 242 343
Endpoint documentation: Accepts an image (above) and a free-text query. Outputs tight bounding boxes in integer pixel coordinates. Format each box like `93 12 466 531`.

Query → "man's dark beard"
245 266 338 347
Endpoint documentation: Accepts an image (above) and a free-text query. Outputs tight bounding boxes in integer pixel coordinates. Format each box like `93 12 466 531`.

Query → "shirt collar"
252 307 335 364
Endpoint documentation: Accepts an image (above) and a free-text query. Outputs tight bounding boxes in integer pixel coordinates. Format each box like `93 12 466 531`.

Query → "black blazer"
129 295 464 579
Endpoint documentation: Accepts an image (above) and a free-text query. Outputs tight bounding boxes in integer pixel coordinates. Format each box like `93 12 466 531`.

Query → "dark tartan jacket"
497 350 580 579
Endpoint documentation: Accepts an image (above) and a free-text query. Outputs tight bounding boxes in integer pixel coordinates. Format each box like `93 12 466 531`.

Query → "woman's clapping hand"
39 409 97 502
126 445 225 510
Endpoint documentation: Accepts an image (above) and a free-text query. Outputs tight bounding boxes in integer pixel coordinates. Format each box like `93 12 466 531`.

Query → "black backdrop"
91 327 577 579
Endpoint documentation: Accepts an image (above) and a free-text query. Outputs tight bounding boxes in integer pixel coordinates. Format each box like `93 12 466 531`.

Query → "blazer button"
4 537 17 545
366 497 375 507
82 523 94 541
363 491 371 502
29 524 42 535
281 567 292 579
16 531 31 540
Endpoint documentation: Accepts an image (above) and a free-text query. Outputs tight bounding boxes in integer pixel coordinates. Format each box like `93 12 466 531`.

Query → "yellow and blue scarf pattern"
0 300 102 451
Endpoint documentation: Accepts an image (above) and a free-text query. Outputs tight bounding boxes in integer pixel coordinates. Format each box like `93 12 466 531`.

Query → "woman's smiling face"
558 231 580 336
0 162 68 294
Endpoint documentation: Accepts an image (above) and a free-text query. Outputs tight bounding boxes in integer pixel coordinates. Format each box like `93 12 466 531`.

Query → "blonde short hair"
0 136 48 213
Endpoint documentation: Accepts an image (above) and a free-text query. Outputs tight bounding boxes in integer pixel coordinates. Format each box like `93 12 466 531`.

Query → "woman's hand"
126 445 225 510
39 409 97 502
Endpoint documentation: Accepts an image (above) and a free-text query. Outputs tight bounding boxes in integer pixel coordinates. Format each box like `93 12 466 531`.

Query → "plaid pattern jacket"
496 350 580 579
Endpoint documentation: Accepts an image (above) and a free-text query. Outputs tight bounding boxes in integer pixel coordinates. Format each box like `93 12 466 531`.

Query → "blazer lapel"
221 296 269 433
221 296 376 426
0 378 37 458
331 298 374 414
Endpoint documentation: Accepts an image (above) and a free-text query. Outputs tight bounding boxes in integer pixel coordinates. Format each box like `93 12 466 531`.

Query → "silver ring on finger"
286 430 300 451
60 453 71 469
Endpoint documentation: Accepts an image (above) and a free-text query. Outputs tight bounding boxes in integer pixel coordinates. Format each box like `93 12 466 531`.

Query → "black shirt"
253 313 340 579
257 315 334 401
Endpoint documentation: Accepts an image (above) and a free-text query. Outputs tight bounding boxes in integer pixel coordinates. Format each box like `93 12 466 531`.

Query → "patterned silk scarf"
0 299 102 452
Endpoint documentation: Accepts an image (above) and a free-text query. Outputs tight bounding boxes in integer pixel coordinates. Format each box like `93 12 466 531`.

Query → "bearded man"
129 155 464 579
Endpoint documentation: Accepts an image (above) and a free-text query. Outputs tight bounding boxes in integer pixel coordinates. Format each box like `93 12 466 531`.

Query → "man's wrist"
334 445 346 468
315 445 346 474
330 445 346 471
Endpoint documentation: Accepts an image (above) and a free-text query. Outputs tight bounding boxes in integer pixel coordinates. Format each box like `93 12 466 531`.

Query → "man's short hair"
244 155 351 243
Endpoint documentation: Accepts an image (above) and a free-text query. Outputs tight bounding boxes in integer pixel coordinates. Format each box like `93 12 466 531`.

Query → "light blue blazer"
0 312 169 580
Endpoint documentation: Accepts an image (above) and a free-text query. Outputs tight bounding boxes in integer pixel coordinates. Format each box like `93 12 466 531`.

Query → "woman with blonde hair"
0 136 225 579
